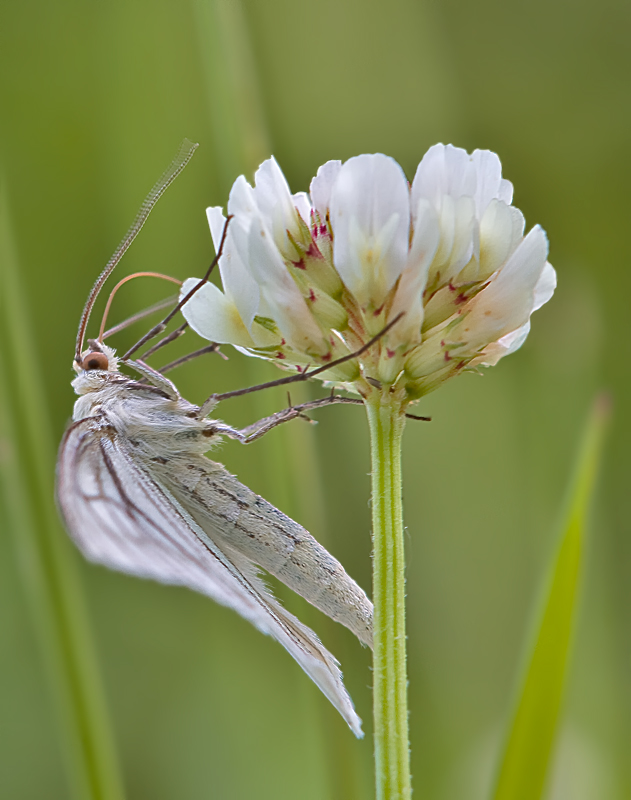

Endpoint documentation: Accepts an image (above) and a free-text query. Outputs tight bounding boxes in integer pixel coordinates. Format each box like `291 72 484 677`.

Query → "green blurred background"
0 0 629 797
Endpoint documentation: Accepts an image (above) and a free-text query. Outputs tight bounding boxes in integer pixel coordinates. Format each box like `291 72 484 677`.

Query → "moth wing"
159 461 374 648
57 418 363 736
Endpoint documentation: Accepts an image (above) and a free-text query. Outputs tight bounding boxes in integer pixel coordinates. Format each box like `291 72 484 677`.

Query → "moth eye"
82 351 109 371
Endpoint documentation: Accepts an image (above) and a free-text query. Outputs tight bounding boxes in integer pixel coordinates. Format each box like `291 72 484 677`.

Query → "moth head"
74 340 119 375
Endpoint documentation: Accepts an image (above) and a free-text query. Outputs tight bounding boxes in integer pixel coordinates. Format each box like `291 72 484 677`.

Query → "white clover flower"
182 145 556 400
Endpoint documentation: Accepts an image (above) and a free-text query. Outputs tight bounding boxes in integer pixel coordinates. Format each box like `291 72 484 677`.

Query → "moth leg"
197 311 406 415
220 393 431 444
158 344 227 375
234 395 364 444
139 321 188 360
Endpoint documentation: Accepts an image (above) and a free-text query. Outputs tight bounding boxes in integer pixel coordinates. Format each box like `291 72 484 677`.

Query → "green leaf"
0 184 125 800
491 395 610 800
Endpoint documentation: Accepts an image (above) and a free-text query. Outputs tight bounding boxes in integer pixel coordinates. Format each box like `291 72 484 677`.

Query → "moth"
56 141 373 736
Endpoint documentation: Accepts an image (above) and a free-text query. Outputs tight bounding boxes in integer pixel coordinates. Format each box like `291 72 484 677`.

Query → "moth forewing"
158 460 373 647
57 349 371 735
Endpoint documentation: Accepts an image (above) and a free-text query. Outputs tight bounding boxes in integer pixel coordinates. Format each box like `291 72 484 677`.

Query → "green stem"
366 397 411 800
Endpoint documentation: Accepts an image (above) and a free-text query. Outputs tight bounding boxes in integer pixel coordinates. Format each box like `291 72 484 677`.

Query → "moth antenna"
121 214 233 360
98 272 182 343
101 295 178 340
75 138 198 363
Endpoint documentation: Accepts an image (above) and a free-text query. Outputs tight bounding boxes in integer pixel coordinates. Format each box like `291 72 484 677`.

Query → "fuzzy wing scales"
56 417 364 736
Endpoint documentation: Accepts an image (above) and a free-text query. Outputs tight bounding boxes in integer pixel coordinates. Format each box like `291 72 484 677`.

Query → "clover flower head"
182 145 556 400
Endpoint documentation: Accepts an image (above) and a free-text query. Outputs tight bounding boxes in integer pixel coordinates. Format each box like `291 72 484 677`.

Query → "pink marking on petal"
280 338 286 346
276 352 286 359
292 258 307 270
444 351 452 362
308 288 316 302
321 352 332 362
386 349 395 359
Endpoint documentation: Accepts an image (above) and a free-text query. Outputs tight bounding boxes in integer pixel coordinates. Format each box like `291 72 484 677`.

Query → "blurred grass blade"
491 395 610 800
192 0 271 190
192 4 366 796
0 185 125 800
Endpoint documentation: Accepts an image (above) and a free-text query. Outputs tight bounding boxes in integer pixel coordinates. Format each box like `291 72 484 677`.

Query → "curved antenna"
97 271 182 343
74 138 198 363
101 295 177 341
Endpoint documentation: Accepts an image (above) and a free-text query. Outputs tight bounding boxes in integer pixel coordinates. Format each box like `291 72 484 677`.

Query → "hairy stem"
366 396 411 800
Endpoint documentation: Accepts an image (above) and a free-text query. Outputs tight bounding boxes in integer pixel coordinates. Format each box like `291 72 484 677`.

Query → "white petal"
411 145 445 207
455 225 550 349
330 154 410 306
471 320 530 366
479 200 524 279
428 195 476 286
207 206 227 253
310 160 342 219
414 145 512 220
446 196 476 276
498 178 514 205
470 149 505 217
441 144 477 199
412 144 476 209
292 191 313 225
498 225 549 287
206 206 260 331
475 260 556 366
253 156 302 249
225 177 279 324
253 157 294 219
533 261 557 311
388 198 440 346
246 221 328 355
180 279 257 348
430 194 456 272
228 173 258 219
227 175 261 252
501 321 531 353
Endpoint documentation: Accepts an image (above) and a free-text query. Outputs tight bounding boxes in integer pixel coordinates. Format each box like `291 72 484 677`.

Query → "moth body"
58 344 372 735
